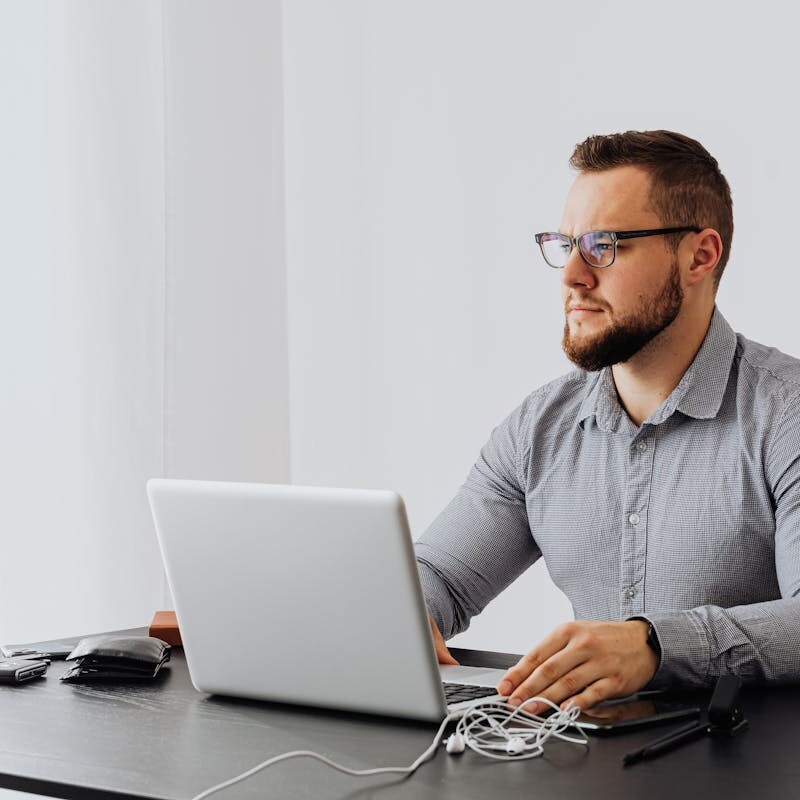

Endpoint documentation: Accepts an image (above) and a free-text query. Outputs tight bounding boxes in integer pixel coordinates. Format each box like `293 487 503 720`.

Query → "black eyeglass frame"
534 226 702 269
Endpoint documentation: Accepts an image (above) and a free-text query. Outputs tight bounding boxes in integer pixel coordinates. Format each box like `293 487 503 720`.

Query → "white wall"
283 1 800 652
162 0 290 486
0 0 290 643
282 1 373 485
0 1 166 642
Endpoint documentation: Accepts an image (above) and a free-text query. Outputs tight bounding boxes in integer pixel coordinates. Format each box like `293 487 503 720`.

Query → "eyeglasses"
534 227 702 269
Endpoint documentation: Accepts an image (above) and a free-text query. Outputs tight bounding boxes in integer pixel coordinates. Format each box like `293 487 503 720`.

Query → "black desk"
1 631 798 799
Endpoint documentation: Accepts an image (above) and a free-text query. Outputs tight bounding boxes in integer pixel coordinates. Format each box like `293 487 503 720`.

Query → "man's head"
569 130 733 281
552 130 731 372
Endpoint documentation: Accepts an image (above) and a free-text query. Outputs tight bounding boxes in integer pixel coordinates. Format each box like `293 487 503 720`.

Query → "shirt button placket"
621 434 654 617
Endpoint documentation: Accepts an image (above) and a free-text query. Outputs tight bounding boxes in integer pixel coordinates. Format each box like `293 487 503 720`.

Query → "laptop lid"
147 479 451 722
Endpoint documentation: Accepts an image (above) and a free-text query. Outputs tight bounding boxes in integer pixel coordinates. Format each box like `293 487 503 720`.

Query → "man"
415 130 800 714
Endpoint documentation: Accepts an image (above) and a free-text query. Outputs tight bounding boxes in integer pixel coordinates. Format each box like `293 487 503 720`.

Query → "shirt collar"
577 368 622 432
577 306 738 431
654 306 737 423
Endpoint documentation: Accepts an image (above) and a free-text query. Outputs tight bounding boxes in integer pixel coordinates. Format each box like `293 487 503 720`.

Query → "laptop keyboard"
443 682 498 704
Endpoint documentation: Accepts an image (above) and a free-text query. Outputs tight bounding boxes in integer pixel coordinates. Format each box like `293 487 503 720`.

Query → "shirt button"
628 513 640 525
624 587 636 599
636 441 648 452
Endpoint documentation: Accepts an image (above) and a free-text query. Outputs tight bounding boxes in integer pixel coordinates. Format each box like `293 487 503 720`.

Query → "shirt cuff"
627 610 712 689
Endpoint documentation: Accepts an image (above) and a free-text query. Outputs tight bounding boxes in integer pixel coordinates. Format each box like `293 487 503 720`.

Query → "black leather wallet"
60 636 171 682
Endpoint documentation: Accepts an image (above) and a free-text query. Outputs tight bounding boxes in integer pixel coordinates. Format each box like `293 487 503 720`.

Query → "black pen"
622 721 709 766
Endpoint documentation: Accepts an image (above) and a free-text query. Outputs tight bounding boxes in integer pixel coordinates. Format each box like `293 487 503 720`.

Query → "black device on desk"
573 696 701 734
1 641 73 660
0 657 48 684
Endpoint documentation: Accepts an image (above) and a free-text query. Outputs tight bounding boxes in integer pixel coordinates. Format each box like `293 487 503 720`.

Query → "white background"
0 0 290 643
1 2 167 643
2 0 799 655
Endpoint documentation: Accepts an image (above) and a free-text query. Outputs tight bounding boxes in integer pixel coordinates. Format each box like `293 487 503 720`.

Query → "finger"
497 623 576 695
503 629 591 700
509 660 598 710
559 677 618 712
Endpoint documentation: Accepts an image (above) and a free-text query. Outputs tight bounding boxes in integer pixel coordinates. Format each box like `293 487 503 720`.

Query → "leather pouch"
60 635 170 682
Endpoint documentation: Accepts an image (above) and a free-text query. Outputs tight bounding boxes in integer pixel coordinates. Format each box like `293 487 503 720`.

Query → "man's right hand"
428 614 459 665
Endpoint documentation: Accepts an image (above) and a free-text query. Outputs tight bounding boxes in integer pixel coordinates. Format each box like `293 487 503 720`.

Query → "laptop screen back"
147 479 448 721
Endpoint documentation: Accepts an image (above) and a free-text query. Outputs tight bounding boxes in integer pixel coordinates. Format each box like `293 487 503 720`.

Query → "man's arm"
415 400 541 640
495 594 800 713
643 389 800 688
636 595 800 688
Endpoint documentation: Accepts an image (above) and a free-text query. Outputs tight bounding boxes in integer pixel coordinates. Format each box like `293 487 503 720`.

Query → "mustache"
564 295 609 312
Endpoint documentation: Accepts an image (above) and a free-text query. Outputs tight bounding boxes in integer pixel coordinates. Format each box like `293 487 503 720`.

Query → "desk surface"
1 630 799 800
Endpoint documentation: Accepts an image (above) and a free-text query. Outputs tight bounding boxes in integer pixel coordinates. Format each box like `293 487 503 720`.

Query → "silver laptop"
146 479 506 722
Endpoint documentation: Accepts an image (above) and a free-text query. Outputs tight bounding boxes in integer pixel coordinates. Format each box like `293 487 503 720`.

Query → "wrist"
628 617 661 672
644 622 662 659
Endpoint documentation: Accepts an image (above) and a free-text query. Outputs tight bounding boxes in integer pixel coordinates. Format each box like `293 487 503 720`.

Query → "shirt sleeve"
414 402 541 640
635 392 800 688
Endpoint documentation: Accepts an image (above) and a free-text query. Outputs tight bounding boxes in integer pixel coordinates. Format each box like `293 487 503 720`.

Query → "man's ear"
685 228 723 285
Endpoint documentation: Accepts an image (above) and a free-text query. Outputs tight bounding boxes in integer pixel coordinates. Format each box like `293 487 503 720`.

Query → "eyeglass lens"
539 232 616 268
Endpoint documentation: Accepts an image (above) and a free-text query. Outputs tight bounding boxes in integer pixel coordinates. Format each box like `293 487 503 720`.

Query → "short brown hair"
569 130 733 283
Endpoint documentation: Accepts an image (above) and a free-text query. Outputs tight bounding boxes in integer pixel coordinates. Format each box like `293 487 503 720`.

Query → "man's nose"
561 245 597 291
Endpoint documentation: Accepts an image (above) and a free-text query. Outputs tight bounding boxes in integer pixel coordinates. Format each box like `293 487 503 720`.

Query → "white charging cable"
190 697 588 800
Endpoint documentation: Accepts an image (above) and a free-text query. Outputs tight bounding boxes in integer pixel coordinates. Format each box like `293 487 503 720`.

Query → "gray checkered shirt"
415 308 800 688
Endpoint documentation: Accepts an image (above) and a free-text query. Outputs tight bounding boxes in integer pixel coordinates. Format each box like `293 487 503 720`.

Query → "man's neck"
611 306 715 427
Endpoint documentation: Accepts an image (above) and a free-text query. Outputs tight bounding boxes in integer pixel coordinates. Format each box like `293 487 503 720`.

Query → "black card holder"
61 636 171 682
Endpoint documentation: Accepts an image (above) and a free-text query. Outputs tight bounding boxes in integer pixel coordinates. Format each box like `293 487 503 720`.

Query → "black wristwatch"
645 623 662 658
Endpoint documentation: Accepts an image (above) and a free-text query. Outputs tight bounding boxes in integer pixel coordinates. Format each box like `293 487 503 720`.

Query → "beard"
562 260 683 372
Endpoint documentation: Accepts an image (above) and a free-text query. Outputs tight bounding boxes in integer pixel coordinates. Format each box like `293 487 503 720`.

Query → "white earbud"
505 737 526 756
446 733 466 754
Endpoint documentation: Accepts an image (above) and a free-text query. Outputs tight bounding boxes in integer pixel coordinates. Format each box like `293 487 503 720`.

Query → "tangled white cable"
190 697 588 800
445 697 589 761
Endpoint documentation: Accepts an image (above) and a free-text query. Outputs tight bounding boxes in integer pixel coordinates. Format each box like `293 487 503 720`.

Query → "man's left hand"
496 619 659 712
